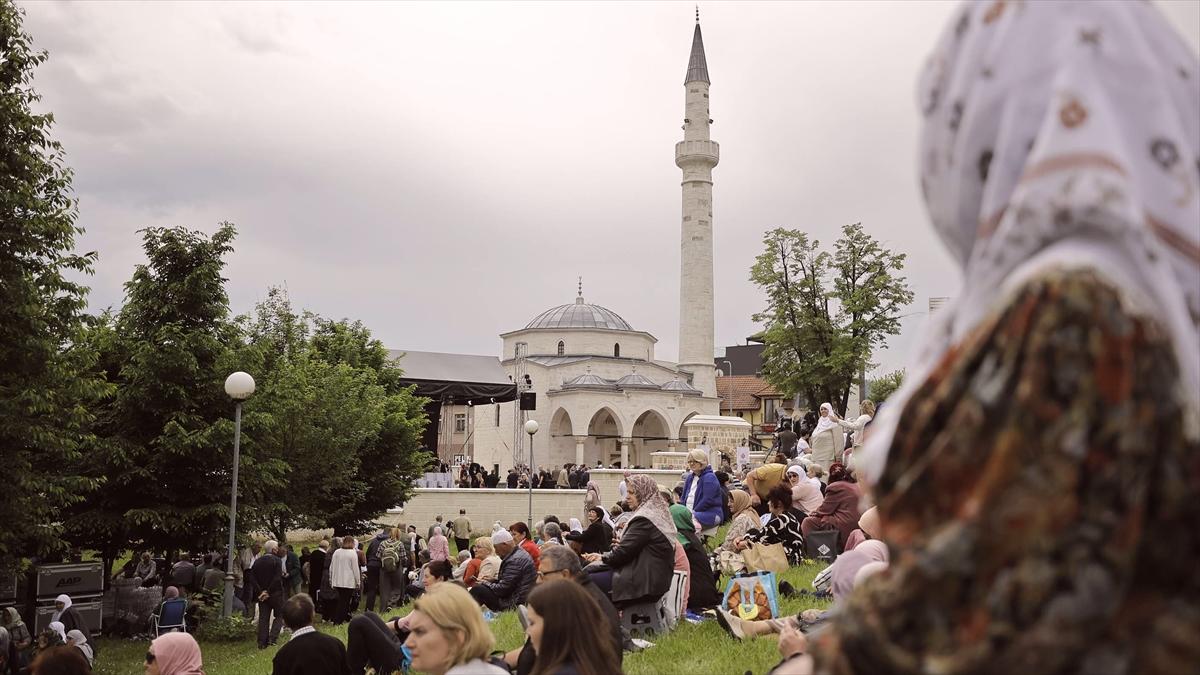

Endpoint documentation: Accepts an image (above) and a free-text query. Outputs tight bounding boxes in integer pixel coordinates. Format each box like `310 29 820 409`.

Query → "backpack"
381 539 401 573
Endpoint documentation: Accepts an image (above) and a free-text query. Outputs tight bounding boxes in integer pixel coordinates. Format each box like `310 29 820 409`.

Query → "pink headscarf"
151 631 205 675
829 540 889 603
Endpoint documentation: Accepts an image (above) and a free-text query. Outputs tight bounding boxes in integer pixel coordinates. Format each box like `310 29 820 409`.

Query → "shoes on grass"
715 607 746 641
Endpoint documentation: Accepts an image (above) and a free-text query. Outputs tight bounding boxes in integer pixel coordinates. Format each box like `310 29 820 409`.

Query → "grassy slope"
93 562 829 675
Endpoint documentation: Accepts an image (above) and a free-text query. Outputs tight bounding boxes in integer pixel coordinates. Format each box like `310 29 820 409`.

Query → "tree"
751 223 914 412
236 289 431 541
69 224 287 564
0 0 109 574
867 369 905 404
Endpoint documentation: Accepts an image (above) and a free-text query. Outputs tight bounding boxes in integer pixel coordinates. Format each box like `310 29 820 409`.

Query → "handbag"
805 528 840 563
742 541 789 574
716 550 746 576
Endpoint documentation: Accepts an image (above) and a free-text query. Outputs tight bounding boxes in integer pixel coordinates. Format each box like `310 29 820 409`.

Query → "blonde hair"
390 527 401 539
473 536 494 556
686 448 709 465
861 400 876 417
413 584 495 668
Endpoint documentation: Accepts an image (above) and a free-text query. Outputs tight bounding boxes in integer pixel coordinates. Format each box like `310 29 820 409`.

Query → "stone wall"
589 468 688 507
381 488 590 533
684 415 752 456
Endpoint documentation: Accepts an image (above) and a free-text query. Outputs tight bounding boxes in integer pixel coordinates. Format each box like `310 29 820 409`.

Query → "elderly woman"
542 522 564 546
781 3 1200 673
2 607 32 669
799 463 861 552
680 449 724 532
50 595 90 652
463 536 501 588
720 489 762 554
735 485 806 565
583 475 676 609
428 526 450 563
65 629 93 668
807 404 843 473
584 480 602 513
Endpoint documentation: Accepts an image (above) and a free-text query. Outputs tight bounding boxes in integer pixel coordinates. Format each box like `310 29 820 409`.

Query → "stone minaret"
675 13 718 399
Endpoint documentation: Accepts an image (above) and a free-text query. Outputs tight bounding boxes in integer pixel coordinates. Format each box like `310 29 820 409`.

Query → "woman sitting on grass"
582 474 675 609
403 584 507 675
719 490 761 554
799 462 861 552
734 484 806 565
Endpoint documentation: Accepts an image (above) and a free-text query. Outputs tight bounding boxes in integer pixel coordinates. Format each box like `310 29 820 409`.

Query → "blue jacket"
681 466 724 528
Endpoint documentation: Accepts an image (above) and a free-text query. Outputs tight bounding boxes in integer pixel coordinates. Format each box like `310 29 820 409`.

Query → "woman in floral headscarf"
582 474 676 608
789 3 1200 674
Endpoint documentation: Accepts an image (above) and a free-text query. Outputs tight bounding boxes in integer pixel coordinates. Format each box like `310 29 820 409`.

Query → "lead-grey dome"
526 296 633 331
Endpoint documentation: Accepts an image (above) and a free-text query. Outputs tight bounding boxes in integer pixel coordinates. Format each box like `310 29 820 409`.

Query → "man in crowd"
504 544 624 674
776 423 799 459
469 529 534 611
169 553 196 592
507 469 519 489
240 541 261 618
556 465 569 489
744 461 789 514
249 540 287 649
363 529 389 613
306 540 328 601
427 515 444 541
272 593 348 675
451 509 473 554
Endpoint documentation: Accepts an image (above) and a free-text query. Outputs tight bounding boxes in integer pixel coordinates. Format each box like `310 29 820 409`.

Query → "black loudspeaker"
519 392 537 410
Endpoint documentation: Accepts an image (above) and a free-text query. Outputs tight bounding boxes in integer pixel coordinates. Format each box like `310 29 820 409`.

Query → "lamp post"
222 371 255 619
524 419 539 528
720 360 733 417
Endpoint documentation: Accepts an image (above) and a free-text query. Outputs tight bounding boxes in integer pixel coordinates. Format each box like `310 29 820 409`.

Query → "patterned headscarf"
862 0 1200 483
624 474 677 541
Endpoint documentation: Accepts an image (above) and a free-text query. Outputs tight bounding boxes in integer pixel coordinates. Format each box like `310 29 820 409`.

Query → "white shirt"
685 477 698 511
329 548 360 589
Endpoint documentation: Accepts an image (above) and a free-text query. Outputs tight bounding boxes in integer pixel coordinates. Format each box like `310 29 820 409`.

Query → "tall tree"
867 369 906 404
751 223 914 412
69 224 286 561
0 0 108 574
237 290 431 540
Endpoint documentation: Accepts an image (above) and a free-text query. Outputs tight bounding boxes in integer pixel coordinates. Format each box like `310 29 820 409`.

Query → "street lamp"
720 360 733 417
524 419 539 528
222 371 255 619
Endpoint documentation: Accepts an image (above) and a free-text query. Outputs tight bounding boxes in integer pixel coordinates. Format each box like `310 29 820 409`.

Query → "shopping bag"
742 542 788 574
805 528 839 563
722 571 779 621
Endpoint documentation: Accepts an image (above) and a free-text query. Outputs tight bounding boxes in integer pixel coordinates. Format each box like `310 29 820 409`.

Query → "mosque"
467 16 724 471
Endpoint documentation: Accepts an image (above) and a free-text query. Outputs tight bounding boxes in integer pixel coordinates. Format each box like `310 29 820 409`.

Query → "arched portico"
586 407 624 467
631 409 672 468
549 407 577 468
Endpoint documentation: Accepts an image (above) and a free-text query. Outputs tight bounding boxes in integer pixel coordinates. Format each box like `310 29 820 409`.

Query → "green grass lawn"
93 562 830 674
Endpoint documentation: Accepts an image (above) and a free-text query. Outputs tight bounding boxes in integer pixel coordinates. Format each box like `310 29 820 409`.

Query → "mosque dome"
561 371 617 390
615 372 659 389
661 378 702 395
525 294 633 331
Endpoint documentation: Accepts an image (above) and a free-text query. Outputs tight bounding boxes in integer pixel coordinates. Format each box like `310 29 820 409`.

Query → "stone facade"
684 414 752 457
384 488 590 534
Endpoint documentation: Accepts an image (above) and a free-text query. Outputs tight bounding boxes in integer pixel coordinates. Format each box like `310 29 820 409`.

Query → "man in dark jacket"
272 593 348 675
306 540 327 602
363 530 389 613
469 530 534 611
249 540 287 648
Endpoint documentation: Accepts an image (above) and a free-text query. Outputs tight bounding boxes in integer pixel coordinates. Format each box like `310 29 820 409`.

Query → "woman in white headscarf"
804 3 1200 674
50 594 90 649
66 629 93 667
807 403 843 473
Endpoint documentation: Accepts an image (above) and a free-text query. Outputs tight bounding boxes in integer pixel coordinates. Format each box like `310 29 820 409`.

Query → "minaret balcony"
675 140 719 167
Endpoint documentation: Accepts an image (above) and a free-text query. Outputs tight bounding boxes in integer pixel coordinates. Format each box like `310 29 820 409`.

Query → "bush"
195 614 256 643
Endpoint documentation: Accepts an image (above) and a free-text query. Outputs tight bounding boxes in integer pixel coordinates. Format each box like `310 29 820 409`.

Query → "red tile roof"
716 375 782 411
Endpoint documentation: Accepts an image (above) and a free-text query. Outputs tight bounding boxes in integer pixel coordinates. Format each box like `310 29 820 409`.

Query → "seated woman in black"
566 507 611 555
733 484 805 565
582 474 675 608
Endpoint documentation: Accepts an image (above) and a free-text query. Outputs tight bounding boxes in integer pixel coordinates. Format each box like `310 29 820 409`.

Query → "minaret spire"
675 13 719 400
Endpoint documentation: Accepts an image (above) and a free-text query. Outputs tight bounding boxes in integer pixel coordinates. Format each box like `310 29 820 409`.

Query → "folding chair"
150 598 188 636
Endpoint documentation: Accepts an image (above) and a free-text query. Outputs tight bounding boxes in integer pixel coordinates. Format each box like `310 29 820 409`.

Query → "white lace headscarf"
861 0 1200 483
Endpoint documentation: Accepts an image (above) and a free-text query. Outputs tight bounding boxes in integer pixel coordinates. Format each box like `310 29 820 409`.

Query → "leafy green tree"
237 289 430 540
867 369 906 404
69 224 286 562
751 223 914 412
0 0 109 574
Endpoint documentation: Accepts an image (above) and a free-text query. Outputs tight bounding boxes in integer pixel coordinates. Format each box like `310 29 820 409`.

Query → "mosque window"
557 341 565 356
614 343 621 357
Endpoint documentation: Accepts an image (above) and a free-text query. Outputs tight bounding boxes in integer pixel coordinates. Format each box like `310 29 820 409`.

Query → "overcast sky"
21 1 1200 376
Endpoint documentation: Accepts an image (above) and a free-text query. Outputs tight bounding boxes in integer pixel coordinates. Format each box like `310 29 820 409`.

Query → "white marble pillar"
573 436 587 467
620 438 632 469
